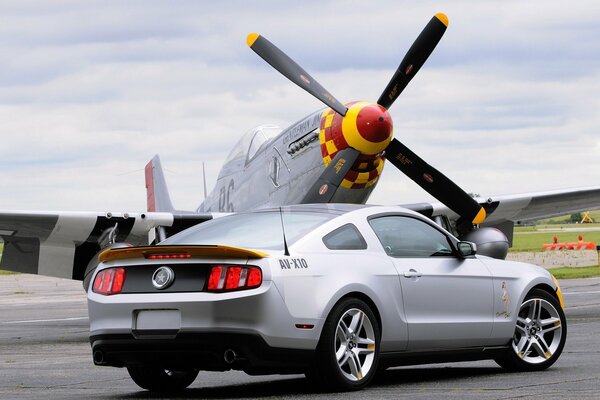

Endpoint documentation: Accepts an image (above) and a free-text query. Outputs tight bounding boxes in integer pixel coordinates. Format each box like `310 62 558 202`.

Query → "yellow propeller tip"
435 13 449 27
246 32 260 47
472 207 486 225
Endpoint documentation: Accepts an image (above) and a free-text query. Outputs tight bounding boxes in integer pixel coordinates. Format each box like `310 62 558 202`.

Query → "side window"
323 224 367 250
369 216 454 258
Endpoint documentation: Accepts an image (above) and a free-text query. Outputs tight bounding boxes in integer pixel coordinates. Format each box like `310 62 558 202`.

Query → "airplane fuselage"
197 109 379 212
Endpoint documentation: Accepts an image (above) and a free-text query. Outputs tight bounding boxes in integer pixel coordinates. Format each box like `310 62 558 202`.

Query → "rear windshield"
160 210 336 250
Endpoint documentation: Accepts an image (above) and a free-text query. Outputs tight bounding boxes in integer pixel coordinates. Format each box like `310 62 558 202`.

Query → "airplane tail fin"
145 155 175 212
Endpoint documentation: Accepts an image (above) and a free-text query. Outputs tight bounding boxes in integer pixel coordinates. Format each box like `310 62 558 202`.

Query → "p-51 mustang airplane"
1 13 599 289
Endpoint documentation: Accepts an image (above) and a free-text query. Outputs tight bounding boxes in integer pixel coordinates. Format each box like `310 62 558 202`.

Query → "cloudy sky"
1 0 599 212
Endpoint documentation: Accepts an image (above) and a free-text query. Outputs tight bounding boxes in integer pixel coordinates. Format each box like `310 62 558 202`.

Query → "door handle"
403 269 422 278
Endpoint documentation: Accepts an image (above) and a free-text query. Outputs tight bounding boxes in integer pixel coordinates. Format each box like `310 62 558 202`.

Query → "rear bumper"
90 332 313 375
88 281 322 350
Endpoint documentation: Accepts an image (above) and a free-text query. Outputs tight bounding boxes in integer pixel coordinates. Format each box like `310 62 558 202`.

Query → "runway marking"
1 316 88 324
563 290 600 296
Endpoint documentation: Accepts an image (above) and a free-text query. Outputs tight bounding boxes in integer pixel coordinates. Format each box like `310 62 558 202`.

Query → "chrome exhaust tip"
224 349 237 364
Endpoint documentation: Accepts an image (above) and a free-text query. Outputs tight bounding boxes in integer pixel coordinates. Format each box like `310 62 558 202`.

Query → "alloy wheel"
334 308 377 381
512 298 563 364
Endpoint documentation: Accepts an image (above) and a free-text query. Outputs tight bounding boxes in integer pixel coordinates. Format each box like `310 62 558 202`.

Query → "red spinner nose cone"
356 104 393 144
341 102 393 155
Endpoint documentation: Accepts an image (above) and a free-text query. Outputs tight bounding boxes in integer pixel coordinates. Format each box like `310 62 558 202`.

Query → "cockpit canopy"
218 125 282 180
224 125 282 165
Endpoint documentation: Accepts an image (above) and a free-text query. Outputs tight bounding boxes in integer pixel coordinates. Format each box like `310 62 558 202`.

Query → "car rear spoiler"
98 245 269 263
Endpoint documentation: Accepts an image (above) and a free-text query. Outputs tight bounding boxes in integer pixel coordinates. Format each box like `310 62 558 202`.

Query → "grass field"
495 212 600 279
548 266 600 279
516 223 600 232
0 241 14 275
511 228 600 252
0 243 13 274
512 210 600 252
0 270 16 275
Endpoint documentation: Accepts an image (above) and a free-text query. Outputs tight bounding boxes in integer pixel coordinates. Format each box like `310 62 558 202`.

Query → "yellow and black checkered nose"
319 102 393 189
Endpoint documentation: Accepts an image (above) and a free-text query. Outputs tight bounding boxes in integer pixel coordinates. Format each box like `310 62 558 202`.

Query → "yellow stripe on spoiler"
98 245 269 263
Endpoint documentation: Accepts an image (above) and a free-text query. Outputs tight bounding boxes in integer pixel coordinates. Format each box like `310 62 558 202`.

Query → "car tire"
306 297 380 391
495 288 567 372
126 366 199 392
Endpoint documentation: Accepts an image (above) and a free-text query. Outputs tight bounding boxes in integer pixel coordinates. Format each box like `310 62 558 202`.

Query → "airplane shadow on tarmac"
109 366 502 399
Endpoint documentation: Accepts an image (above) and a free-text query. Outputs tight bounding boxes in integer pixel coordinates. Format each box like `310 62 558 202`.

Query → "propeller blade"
247 33 348 116
385 138 486 225
377 13 448 110
301 147 361 203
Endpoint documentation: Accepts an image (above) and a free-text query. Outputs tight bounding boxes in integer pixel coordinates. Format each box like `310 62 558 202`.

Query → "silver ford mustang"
88 204 566 392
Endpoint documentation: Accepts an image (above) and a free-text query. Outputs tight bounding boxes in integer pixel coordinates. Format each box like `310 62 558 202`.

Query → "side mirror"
457 241 477 258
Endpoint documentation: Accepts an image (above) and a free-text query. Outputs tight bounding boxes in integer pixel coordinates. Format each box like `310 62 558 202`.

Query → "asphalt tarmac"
1 274 599 400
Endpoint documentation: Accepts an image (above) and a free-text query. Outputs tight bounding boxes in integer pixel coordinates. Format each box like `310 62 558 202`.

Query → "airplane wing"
0 211 212 282
0 155 218 285
431 186 600 224
403 186 600 244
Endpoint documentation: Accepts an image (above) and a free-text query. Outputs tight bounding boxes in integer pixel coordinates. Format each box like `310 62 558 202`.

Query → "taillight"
207 266 223 290
224 266 242 289
92 268 126 295
207 265 262 292
246 268 262 287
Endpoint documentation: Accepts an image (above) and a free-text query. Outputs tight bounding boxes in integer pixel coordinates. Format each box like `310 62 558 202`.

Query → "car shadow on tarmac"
105 366 502 399
374 365 502 385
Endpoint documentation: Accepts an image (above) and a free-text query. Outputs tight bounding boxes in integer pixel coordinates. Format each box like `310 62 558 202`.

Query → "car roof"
253 204 434 228
277 203 369 215
254 203 427 219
